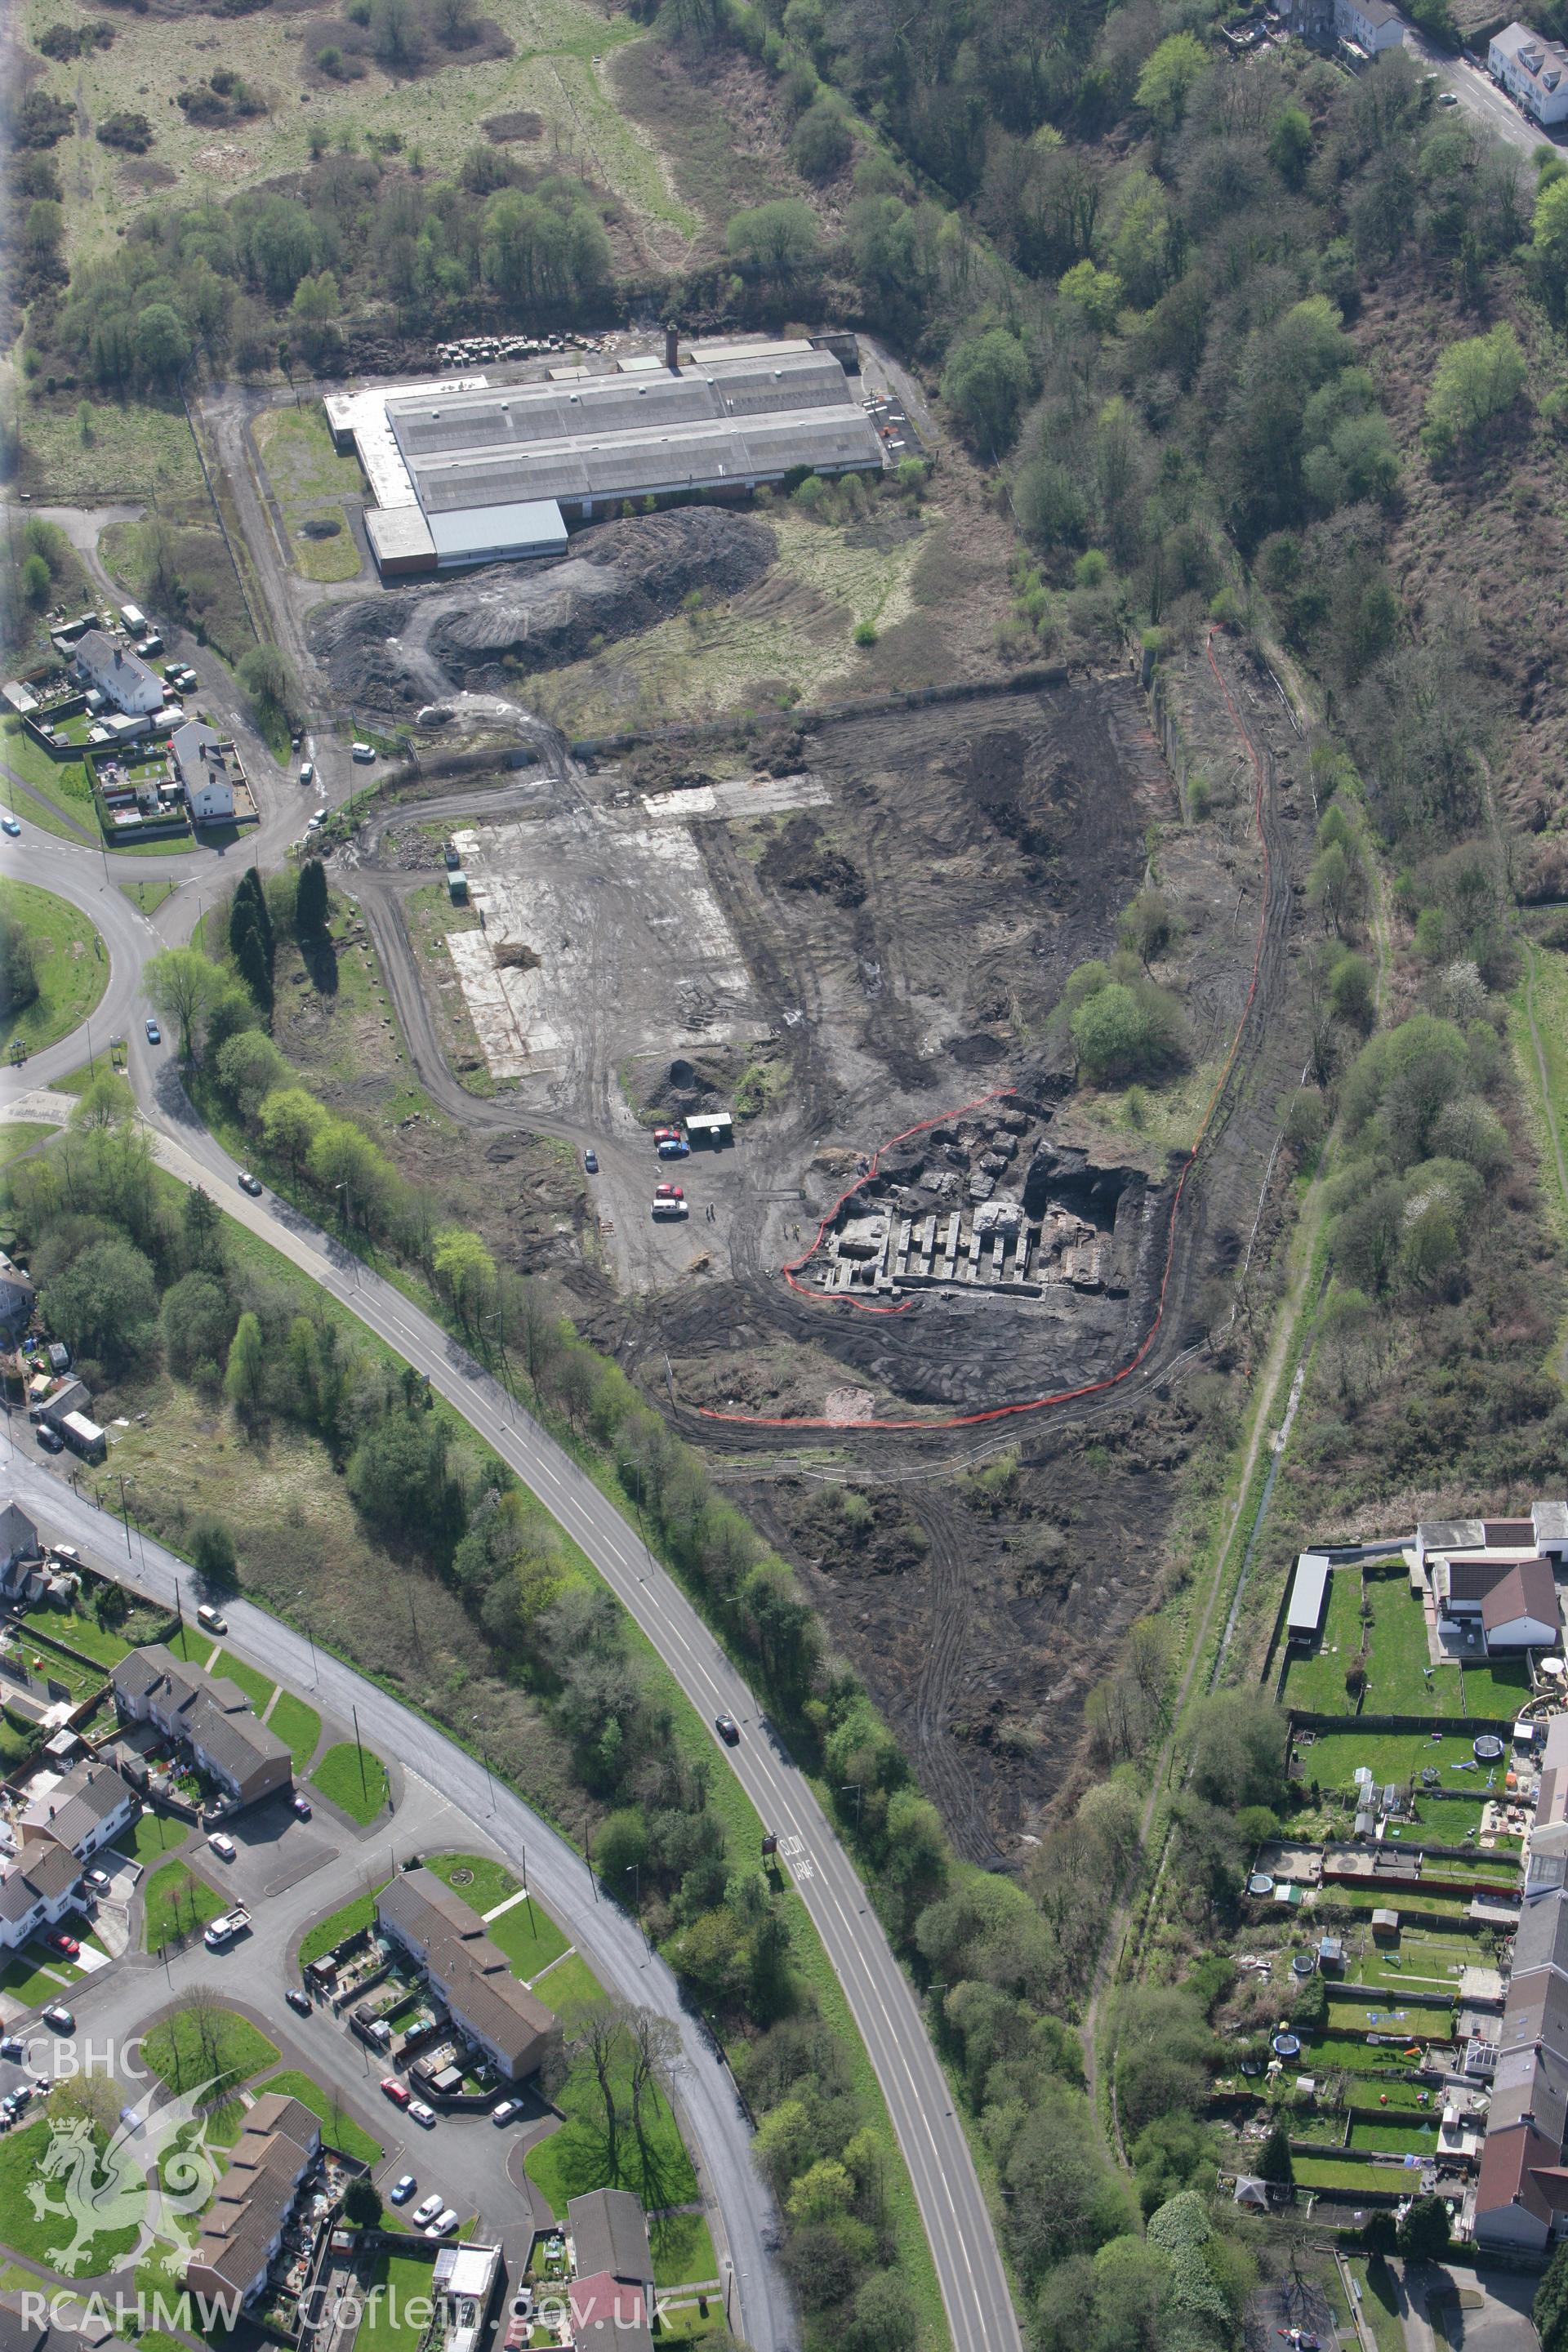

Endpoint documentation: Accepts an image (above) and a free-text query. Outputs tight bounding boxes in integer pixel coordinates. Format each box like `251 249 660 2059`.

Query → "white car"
408 2099 437 2128
425 2208 459 2239
306 810 327 832
207 1832 236 1861
492 2099 520 2127
412 2195 443 2227
299 761 315 788
350 741 376 763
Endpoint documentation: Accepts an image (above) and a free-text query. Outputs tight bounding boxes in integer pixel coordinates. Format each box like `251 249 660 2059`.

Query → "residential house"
1332 0 1405 50
183 2091 322 2310
20 1761 136 1860
0 1503 40 1584
0 1834 82 1953
168 722 236 825
1433 1554 1560 1654
1490 21 1568 122
568 2191 654 2305
111 1645 292 1811
0 1256 34 1346
1473 2121 1568 2252
568 2275 653 2352
374 1870 558 2083
70 633 163 717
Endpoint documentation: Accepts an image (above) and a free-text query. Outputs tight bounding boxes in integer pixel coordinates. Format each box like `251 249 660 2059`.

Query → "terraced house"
110 1645 292 1811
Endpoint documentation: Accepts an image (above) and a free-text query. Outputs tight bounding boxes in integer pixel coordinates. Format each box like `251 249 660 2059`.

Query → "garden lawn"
649 2210 717 2288
1360 1585 1453 1714
212 1650 275 1713
253 2072 382 2165
526 2042 697 2220
143 2006 278 2098
528 1951 602 2008
269 1690 323 1771
1460 1657 1533 1717
20 1608 129 1668
114 1811 189 1865
1291 2155 1403 2193
299 1886 386 1967
1298 1726 1494 1793
142 1860 225 1953
0 2117 141 2273
1348 2117 1441 2154
310 1741 389 1824
0 1955 76 2007
424 1853 519 1914
1281 1569 1369 1714
1307 2029 1431 2077
483 1899 569 1981
355 2251 435 2352
0 881 109 1055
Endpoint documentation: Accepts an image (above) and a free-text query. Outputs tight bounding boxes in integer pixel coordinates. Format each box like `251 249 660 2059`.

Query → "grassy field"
1358 1585 1448 1715
1459 1657 1533 1715
0 1122 59 1172
143 2005 278 2096
0 1953 77 2006
0 880 109 1056
1282 1570 1369 1712
423 1851 518 1913
400 882 492 1093
0 719 99 842
1348 2116 1441 2154
484 1896 570 1980
270 1689 323 1771
20 1606 131 1668
114 1809 189 1866
650 2210 717 2289
528 1949 602 2011
142 1860 227 1953
299 1886 387 1967
0 2117 142 2274
310 1740 390 1824
16 0 693 272
1292 2154 1406 2194
16 394 204 499
252 408 367 586
120 877 180 915
525 2038 697 2217
532 505 931 737
253 2070 383 2165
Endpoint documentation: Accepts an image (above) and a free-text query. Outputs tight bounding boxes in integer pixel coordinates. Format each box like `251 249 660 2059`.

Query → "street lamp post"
626 1862 645 1949
296 1588 319 1685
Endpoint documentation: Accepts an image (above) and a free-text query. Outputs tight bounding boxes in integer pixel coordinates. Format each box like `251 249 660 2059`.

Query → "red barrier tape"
693 630 1275 1433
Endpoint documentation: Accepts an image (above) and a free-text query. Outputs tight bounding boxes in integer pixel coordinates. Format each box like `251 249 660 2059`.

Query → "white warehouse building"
327 337 886 580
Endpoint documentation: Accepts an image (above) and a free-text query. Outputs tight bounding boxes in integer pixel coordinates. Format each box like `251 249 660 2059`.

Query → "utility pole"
296 1588 319 1685
351 1701 368 1806
116 1474 132 1557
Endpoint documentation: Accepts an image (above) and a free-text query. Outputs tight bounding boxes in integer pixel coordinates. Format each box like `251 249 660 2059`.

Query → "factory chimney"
664 321 680 372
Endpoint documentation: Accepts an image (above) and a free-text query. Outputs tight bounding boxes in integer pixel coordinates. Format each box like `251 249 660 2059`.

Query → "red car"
654 1183 684 1200
46 1931 79 1959
381 2078 411 2109
652 1126 680 1143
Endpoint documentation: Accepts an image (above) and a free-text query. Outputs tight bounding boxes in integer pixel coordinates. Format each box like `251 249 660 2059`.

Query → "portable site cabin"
686 1111 734 1149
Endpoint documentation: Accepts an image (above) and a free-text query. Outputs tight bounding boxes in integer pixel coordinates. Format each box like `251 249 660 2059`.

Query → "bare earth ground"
325 612 1315 1857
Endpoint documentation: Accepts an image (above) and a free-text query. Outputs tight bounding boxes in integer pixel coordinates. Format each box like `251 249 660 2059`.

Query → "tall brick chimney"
664 321 680 372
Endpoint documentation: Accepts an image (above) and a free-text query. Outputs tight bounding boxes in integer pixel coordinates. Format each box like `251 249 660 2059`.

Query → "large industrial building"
325 336 887 579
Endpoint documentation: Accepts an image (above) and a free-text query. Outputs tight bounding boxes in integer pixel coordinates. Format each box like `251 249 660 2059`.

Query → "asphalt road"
1400 26 1552 154
0 1453 791 2352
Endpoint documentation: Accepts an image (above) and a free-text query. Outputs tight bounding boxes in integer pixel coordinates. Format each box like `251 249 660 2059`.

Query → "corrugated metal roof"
429 500 567 559
1287 1553 1332 1634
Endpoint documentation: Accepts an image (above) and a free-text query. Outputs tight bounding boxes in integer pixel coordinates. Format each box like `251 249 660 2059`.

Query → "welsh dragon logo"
27 2078 225 2278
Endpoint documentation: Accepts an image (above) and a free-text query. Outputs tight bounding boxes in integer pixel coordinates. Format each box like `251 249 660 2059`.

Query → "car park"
381 2078 411 2109
409 2100 437 2128
715 1714 741 1746
492 2100 520 2126
145 1019 161 1044
41 2007 73 2033
238 1172 262 1196
412 2195 443 2227
390 2175 416 2204
286 1988 312 2017
425 2207 459 2238
207 1831 236 1861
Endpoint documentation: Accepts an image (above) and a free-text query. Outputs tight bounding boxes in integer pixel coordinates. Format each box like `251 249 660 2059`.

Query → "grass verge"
0 880 109 1056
